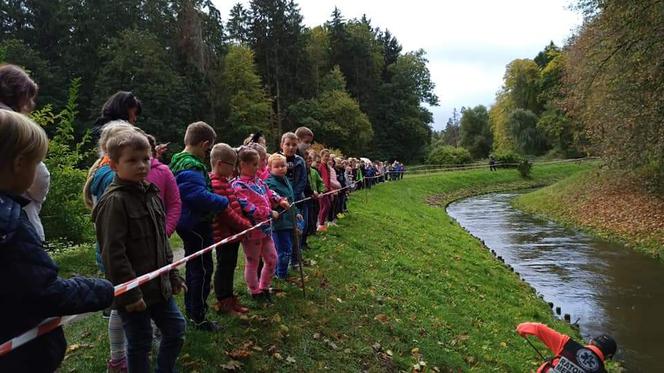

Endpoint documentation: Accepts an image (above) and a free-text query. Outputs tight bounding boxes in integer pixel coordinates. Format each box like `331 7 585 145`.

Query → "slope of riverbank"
513 169 664 259
55 162 597 372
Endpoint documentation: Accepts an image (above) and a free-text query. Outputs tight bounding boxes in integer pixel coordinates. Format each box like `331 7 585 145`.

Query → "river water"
446 192 664 371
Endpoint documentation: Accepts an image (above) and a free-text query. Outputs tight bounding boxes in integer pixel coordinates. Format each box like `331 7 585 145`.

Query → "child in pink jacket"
146 135 181 237
232 146 288 301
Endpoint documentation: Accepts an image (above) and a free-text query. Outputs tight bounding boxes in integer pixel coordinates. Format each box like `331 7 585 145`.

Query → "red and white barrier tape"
0 177 385 356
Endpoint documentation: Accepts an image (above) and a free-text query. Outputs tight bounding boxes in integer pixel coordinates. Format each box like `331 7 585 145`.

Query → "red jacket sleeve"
516 322 569 355
222 201 252 232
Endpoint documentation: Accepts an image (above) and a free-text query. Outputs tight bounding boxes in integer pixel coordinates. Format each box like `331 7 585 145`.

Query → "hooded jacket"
210 173 252 243
92 177 178 309
169 151 228 231
146 158 181 237
0 192 113 372
265 174 299 231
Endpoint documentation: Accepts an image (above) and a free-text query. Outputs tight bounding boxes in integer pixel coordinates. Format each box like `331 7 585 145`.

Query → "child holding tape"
0 110 114 372
93 128 186 373
232 146 288 302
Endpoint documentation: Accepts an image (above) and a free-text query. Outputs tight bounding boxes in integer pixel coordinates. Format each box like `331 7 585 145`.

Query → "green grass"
56 162 601 372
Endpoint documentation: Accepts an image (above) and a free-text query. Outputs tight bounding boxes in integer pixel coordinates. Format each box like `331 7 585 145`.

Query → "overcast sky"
212 0 582 130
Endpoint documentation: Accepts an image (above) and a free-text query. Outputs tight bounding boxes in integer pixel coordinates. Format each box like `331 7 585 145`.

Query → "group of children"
0 62 401 372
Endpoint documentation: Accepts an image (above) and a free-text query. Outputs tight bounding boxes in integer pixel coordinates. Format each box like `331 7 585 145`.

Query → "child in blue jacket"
170 121 229 331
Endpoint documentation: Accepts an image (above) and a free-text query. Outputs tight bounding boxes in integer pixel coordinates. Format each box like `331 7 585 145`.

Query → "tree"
460 105 492 159
439 108 461 147
218 44 272 145
503 59 542 114
564 0 664 190
507 109 548 155
94 29 191 143
227 3 251 44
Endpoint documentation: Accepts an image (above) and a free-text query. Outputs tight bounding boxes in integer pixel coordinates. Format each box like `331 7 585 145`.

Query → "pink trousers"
241 235 277 295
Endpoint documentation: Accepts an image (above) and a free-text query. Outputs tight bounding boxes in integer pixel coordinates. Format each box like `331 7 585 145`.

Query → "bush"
518 160 532 179
427 145 472 165
492 150 525 167
32 79 94 244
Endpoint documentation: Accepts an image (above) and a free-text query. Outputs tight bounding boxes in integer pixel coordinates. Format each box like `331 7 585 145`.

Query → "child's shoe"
214 298 242 316
107 357 128 373
317 225 327 232
231 295 250 314
336 213 345 219
191 318 220 332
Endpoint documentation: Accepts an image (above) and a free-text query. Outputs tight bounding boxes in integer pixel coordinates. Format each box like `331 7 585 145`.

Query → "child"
93 128 186 372
0 110 114 372
232 147 288 301
295 127 315 249
209 143 253 315
305 150 325 234
145 134 181 237
244 133 270 179
317 149 333 231
277 132 307 264
170 121 229 331
265 153 302 280
82 121 135 371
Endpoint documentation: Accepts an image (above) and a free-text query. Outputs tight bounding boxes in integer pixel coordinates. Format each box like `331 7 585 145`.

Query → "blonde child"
0 110 114 372
232 146 289 301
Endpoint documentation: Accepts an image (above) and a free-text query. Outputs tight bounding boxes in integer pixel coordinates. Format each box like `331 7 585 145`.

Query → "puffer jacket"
265 174 299 231
232 175 284 239
210 173 252 243
0 192 114 372
170 151 228 232
92 177 178 309
146 158 181 237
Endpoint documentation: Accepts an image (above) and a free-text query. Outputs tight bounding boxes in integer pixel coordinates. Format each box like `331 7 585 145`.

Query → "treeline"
0 0 437 162
430 0 664 193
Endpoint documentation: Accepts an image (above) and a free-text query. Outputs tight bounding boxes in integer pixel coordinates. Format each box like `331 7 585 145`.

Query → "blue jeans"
119 297 186 373
177 224 213 321
272 229 292 279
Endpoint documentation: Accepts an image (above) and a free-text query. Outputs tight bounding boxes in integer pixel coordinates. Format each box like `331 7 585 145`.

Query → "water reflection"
447 192 664 371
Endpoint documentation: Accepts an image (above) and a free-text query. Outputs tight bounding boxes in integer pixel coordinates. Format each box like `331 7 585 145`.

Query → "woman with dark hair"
0 64 49 242
94 90 142 128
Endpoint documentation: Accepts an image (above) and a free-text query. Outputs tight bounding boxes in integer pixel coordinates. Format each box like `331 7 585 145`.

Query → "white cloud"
212 0 582 129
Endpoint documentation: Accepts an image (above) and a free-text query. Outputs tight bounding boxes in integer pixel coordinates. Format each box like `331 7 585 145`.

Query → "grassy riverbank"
513 168 664 259
56 162 597 372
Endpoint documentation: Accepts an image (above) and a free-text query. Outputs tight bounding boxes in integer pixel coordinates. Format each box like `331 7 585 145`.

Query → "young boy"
278 132 307 264
265 153 302 280
209 143 253 315
295 127 315 250
170 121 229 331
0 110 114 372
92 128 186 372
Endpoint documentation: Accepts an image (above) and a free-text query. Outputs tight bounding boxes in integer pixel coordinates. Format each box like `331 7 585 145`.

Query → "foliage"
217 44 272 145
459 105 492 159
31 79 94 244
503 59 542 115
563 0 664 188
507 109 548 155
427 145 472 165
517 159 533 179
492 149 525 166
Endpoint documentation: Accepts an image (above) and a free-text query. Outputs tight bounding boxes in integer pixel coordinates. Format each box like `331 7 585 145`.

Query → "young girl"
232 146 288 301
145 134 181 237
0 110 114 372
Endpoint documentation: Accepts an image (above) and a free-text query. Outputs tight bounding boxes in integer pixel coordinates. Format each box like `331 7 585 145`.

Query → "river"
447 192 664 371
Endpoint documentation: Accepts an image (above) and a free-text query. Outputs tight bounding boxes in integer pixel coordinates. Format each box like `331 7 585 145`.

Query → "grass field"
55 162 605 372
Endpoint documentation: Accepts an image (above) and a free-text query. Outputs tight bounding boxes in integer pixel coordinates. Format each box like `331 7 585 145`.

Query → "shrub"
518 159 533 179
32 79 94 244
427 145 472 165
492 150 525 167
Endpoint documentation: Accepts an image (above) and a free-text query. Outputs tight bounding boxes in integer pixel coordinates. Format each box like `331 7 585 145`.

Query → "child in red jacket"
209 144 253 315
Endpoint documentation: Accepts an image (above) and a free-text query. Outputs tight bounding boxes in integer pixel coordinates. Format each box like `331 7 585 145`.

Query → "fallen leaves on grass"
220 359 242 371
374 313 389 324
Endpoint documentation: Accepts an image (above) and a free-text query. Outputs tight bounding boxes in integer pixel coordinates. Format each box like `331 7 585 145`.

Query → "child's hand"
125 298 147 313
271 210 280 220
297 214 303 221
279 199 290 210
313 192 319 199
172 276 187 295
